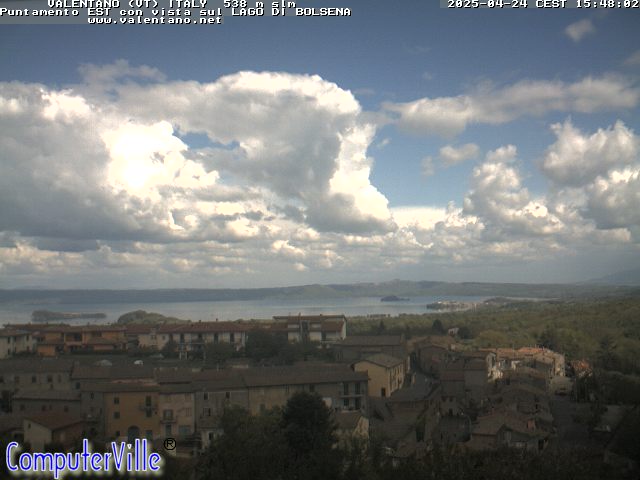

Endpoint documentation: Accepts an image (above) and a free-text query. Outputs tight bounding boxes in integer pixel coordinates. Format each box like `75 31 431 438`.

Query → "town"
0 302 637 479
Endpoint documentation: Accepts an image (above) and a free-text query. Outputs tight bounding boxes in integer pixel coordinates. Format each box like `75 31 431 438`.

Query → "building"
192 370 249 425
0 358 75 393
354 353 405 398
35 325 127 356
466 410 549 452
86 382 162 442
12 389 81 417
23 414 85 451
154 322 250 356
271 315 347 343
334 335 407 366
241 364 368 414
0 328 35 359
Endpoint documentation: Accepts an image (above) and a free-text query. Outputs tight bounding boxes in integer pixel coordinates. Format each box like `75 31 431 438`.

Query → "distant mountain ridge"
585 267 640 286
0 279 637 305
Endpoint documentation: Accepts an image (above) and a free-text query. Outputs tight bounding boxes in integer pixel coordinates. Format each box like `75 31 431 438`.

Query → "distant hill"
585 268 640 286
0 280 638 305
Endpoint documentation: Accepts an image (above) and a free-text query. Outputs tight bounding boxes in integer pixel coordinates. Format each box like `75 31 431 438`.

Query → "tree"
161 338 178 358
431 319 445 335
196 406 287 480
203 341 235 366
281 391 341 480
457 325 472 339
245 330 288 362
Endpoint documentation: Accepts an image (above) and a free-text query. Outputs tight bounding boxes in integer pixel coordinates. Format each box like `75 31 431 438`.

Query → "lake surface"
0 295 487 325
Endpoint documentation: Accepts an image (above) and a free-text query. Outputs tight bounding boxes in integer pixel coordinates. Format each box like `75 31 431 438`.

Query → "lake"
0 295 487 326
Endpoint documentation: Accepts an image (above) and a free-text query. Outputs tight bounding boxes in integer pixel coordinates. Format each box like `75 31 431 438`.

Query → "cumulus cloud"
439 143 479 166
541 120 639 187
541 120 640 235
1 62 639 287
565 19 596 43
384 75 639 137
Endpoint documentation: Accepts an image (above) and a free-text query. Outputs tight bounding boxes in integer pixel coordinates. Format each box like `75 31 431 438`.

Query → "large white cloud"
1 63 639 287
384 75 639 137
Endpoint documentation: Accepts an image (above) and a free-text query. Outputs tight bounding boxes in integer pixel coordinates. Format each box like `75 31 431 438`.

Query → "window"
343 383 349 395
114 397 120 405
381 388 386 397
115 430 120 437
355 382 361 395
114 412 120 419
163 409 173 420
225 391 230 400
0 376 3 383
343 398 349 408
213 333 219 344
165 425 172 436
90 393 94 400
230 333 235 344
31 376 36 383
355 398 361 410
203 408 211 417
75 382 80 390
47 375 53 383
203 393 209 401
145 396 152 407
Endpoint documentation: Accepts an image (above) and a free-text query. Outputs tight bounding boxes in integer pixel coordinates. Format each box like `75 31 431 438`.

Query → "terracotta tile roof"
13 389 81 401
440 370 465 382
357 353 404 369
158 322 251 334
334 411 364 431
339 335 404 347
80 381 160 393
272 315 346 322
0 358 74 373
473 411 537 437
71 364 155 380
24 413 84 431
0 328 30 337
241 364 367 387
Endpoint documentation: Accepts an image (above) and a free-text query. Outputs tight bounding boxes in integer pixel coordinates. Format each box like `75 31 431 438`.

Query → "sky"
0 1 639 288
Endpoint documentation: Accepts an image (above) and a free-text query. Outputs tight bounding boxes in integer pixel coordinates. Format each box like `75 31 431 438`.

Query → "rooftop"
357 353 404 369
24 413 84 431
339 335 404 347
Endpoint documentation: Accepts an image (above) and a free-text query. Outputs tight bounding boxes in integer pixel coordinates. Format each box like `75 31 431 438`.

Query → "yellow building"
242 364 368 414
92 382 162 442
354 353 405 398
36 325 127 356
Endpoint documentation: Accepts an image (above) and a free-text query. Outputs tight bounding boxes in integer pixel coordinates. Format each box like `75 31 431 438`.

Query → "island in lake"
380 295 410 302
